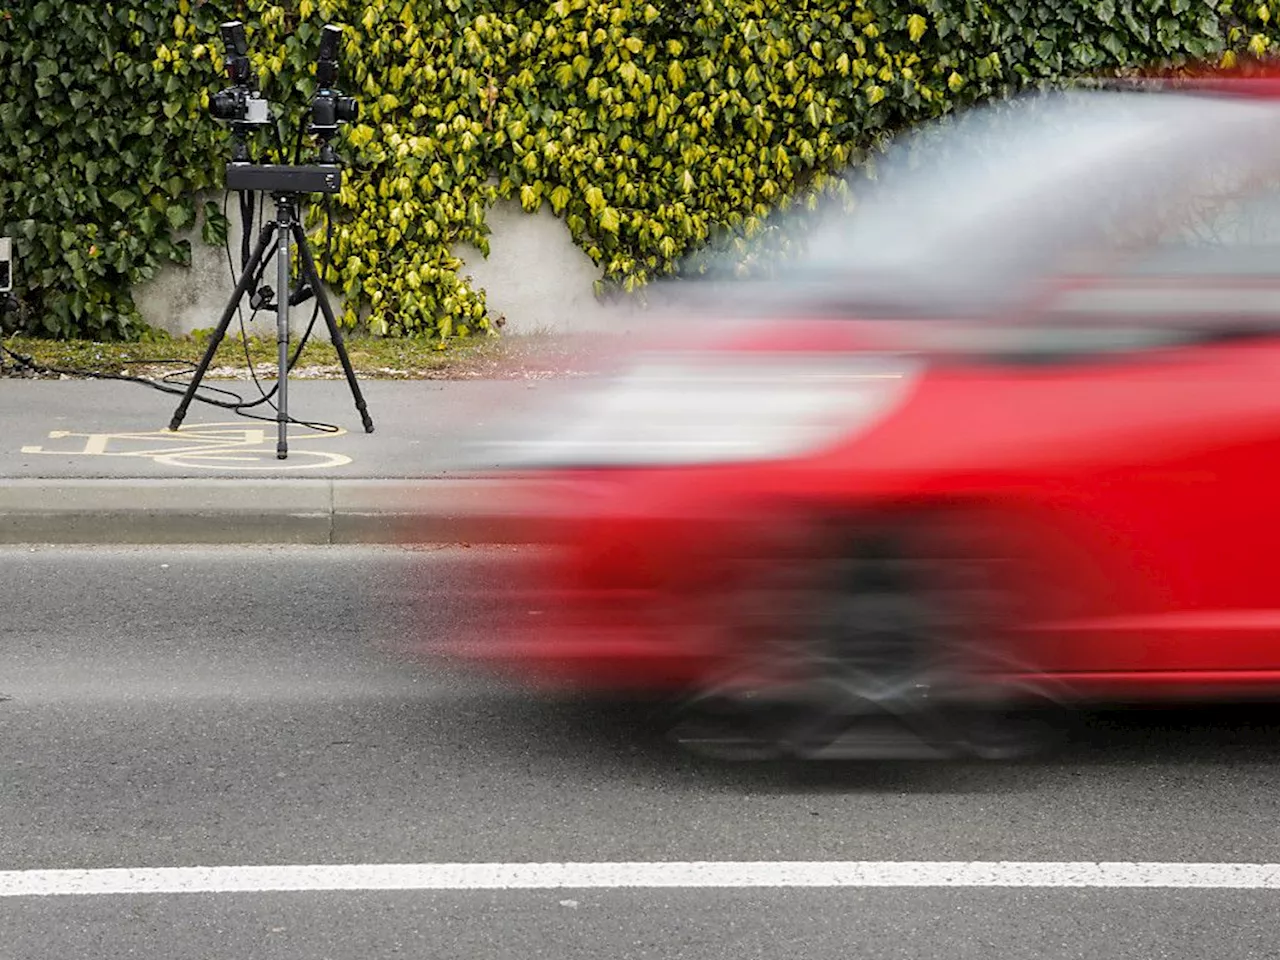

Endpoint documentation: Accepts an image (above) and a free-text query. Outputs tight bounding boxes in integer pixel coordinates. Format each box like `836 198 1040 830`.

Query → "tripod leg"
276 206 291 460
170 222 276 431
292 221 375 434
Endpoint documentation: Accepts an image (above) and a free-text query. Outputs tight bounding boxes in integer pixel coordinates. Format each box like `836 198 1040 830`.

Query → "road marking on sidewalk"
6 862 1280 897
21 422 352 470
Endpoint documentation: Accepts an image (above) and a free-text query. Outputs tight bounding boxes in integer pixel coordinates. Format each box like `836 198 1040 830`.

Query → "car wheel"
671 515 1066 762
791 524 1065 760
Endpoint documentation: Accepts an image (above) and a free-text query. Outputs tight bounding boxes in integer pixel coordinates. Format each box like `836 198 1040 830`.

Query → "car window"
1048 168 1280 326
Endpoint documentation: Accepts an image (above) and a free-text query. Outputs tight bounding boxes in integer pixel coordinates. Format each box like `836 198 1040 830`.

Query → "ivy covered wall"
0 0 1273 339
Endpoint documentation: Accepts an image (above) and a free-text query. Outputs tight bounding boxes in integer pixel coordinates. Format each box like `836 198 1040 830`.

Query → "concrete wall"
135 195 644 340
134 194 333 342
452 200 643 334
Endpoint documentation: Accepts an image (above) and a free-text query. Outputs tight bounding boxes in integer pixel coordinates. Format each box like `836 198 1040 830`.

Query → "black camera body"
209 21 274 161
310 91 359 132
308 24 358 163
208 21 358 168
210 87 271 124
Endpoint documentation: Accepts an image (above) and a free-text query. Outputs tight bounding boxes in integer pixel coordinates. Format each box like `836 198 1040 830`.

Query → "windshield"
663 90 1280 322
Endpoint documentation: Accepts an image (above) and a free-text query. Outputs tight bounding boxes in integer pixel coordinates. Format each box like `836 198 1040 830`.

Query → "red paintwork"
437 329 1280 701
434 72 1280 704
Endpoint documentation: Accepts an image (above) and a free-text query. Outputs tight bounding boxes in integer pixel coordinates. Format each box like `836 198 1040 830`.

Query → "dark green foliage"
0 0 1273 339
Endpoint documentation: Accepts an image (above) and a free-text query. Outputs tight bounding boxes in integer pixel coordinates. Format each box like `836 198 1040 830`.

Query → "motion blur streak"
421 73 1280 762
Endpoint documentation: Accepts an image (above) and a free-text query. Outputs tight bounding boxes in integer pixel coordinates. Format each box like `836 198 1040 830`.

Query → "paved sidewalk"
0 377 570 544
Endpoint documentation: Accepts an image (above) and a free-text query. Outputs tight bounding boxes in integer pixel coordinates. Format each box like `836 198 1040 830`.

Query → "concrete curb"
0 478 550 545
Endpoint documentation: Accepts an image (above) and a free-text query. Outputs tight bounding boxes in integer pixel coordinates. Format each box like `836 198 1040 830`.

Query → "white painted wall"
452 199 643 334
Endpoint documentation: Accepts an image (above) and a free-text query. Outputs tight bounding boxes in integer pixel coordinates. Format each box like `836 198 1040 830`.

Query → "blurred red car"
440 73 1280 758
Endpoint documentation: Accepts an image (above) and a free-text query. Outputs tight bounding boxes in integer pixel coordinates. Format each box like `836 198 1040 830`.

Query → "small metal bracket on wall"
0 237 12 293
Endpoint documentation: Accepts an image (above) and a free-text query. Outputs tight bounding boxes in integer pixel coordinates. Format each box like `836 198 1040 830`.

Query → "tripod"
168 189 374 458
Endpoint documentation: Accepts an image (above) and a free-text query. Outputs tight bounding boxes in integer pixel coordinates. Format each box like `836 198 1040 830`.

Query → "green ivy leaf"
1 0 1258 340
165 204 193 231
201 202 228 246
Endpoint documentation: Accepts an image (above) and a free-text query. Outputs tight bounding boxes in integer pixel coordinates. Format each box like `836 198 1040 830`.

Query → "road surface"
3 546 1279 958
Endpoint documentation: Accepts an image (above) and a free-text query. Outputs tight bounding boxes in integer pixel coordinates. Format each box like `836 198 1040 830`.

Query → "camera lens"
335 97 359 124
312 96 336 128
210 89 246 121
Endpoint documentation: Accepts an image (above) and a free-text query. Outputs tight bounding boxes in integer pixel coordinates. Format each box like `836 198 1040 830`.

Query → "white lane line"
5 862 1280 897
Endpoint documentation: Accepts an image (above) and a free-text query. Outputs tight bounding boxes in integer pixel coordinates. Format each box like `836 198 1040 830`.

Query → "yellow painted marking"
21 422 352 471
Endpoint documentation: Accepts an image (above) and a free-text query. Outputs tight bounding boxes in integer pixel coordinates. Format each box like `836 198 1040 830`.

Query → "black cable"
0 332 342 432
220 181 345 432
217 190 341 433
270 113 287 164
287 192 335 367
291 105 309 166
0 189 342 435
227 188 287 409
2 114 353 436
0 341 252 407
239 189 254 271
229 196 297 412
222 186 286 411
257 193 336 432
0 238 248 406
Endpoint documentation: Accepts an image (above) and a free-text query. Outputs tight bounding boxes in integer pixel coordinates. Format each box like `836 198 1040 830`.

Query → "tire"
670 515 1067 762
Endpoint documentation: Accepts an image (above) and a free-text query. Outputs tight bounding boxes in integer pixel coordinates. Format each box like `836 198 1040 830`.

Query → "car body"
434 70 1280 758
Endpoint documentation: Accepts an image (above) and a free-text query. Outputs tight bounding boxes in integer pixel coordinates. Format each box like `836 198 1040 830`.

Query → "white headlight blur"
476 353 921 468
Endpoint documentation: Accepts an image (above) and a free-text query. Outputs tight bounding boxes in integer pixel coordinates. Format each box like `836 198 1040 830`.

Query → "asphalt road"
1 379 564 478
4 546 1280 958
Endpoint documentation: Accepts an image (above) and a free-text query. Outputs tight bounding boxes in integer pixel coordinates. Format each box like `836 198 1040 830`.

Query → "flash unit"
220 21 253 86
